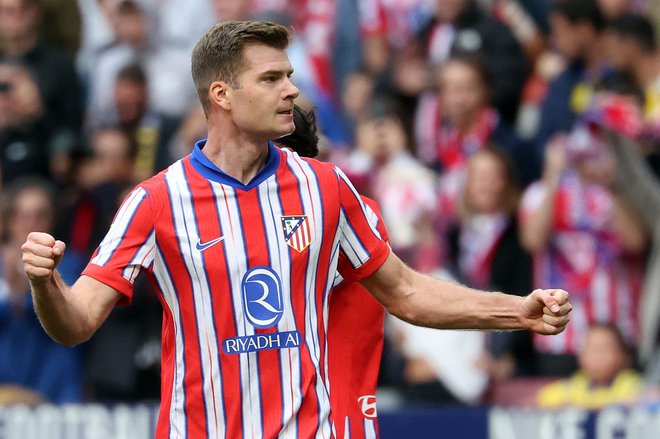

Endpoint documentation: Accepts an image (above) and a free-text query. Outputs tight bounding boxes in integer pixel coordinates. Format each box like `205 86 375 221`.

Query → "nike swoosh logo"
195 236 225 251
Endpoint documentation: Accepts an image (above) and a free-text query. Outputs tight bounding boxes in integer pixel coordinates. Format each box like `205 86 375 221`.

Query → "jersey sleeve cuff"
82 264 134 306
344 241 391 283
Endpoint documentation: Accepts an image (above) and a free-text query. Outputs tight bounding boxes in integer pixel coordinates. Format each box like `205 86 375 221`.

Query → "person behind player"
277 105 387 438
21 21 571 438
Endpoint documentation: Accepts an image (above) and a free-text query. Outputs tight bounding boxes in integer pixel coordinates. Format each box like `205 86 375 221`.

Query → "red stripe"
144 170 206 438
277 157 324 434
236 188 285 437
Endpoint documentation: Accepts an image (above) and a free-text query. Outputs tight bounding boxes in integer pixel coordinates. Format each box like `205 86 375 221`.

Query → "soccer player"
21 21 571 438
278 106 387 438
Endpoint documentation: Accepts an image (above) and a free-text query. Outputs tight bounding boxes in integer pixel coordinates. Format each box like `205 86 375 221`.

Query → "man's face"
438 60 486 128
225 44 299 142
549 13 584 61
113 78 148 124
0 0 38 42
578 327 629 386
9 188 53 243
603 31 638 72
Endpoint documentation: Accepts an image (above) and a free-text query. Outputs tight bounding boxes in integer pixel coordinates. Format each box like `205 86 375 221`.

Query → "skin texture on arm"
22 232 123 347
361 252 571 335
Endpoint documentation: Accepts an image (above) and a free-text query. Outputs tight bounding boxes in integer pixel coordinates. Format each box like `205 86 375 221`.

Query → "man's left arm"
360 252 571 335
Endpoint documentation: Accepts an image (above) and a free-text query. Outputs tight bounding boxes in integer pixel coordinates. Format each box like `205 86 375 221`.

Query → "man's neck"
202 132 270 185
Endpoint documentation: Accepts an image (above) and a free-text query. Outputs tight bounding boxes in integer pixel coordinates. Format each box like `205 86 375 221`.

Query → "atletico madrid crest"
281 215 312 252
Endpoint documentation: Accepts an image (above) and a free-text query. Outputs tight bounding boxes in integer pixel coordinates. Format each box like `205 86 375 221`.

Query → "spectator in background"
415 54 524 237
534 0 610 174
447 147 535 380
597 0 648 20
87 0 196 124
99 64 180 180
536 323 641 409
519 122 647 376
387 270 489 406
58 127 138 261
0 61 75 185
604 14 660 154
0 178 83 404
606 132 660 383
396 0 527 124
39 0 81 56
488 0 547 64
0 0 83 133
77 0 119 82
340 97 438 271
356 0 433 76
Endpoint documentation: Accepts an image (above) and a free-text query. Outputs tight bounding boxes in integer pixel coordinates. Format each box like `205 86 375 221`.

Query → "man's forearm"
31 272 92 347
390 273 525 331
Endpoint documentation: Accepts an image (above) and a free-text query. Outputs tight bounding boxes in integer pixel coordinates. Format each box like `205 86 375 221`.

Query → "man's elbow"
386 298 430 328
44 324 94 347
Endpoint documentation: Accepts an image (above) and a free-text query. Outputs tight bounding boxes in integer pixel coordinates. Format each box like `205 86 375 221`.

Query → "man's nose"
284 78 299 100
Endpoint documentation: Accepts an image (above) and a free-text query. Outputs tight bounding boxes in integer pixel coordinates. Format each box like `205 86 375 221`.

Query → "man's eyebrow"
259 68 295 77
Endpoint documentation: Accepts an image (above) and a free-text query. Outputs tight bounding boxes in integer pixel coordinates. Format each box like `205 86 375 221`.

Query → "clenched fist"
21 232 66 285
521 289 572 335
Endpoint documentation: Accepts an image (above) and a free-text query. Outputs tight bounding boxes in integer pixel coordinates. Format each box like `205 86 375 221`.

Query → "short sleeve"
334 167 390 282
82 186 156 304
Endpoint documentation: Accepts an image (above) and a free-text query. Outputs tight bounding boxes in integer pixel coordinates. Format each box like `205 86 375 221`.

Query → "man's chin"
273 126 295 140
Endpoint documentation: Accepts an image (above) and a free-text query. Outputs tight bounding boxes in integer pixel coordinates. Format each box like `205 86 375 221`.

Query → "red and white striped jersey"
82 141 390 439
328 197 388 439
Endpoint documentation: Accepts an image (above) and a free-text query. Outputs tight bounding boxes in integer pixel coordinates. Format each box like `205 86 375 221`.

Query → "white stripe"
338 208 364 266
344 417 350 439
259 177 301 437
121 230 156 282
167 164 225 438
152 248 187 438
364 419 377 439
211 182 263 438
92 187 148 266
335 168 381 268
284 151 333 437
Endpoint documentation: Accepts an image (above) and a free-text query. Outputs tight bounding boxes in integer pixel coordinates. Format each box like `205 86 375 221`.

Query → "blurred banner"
1 404 660 438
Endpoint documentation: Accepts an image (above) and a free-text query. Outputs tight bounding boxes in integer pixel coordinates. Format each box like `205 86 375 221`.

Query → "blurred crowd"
1 0 660 411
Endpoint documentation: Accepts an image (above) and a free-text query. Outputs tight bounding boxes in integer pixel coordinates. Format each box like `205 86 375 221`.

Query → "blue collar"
190 139 280 191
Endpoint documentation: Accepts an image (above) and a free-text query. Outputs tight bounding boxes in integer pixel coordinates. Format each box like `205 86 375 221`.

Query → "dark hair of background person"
439 51 495 104
606 13 657 53
277 105 319 159
552 0 606 31
465 145 522 216
589 322 636 361
116 63 148 86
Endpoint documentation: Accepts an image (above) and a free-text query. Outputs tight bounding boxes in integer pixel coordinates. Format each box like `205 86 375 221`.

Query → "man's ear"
209 81 232 111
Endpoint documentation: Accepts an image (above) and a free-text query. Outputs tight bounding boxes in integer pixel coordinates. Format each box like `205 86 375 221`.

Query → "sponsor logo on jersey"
222 330 302 354
281 215 312 252
242 267 284 328
358 395 378 418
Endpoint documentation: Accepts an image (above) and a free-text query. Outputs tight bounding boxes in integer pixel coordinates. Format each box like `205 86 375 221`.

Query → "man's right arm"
22 232 123 347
